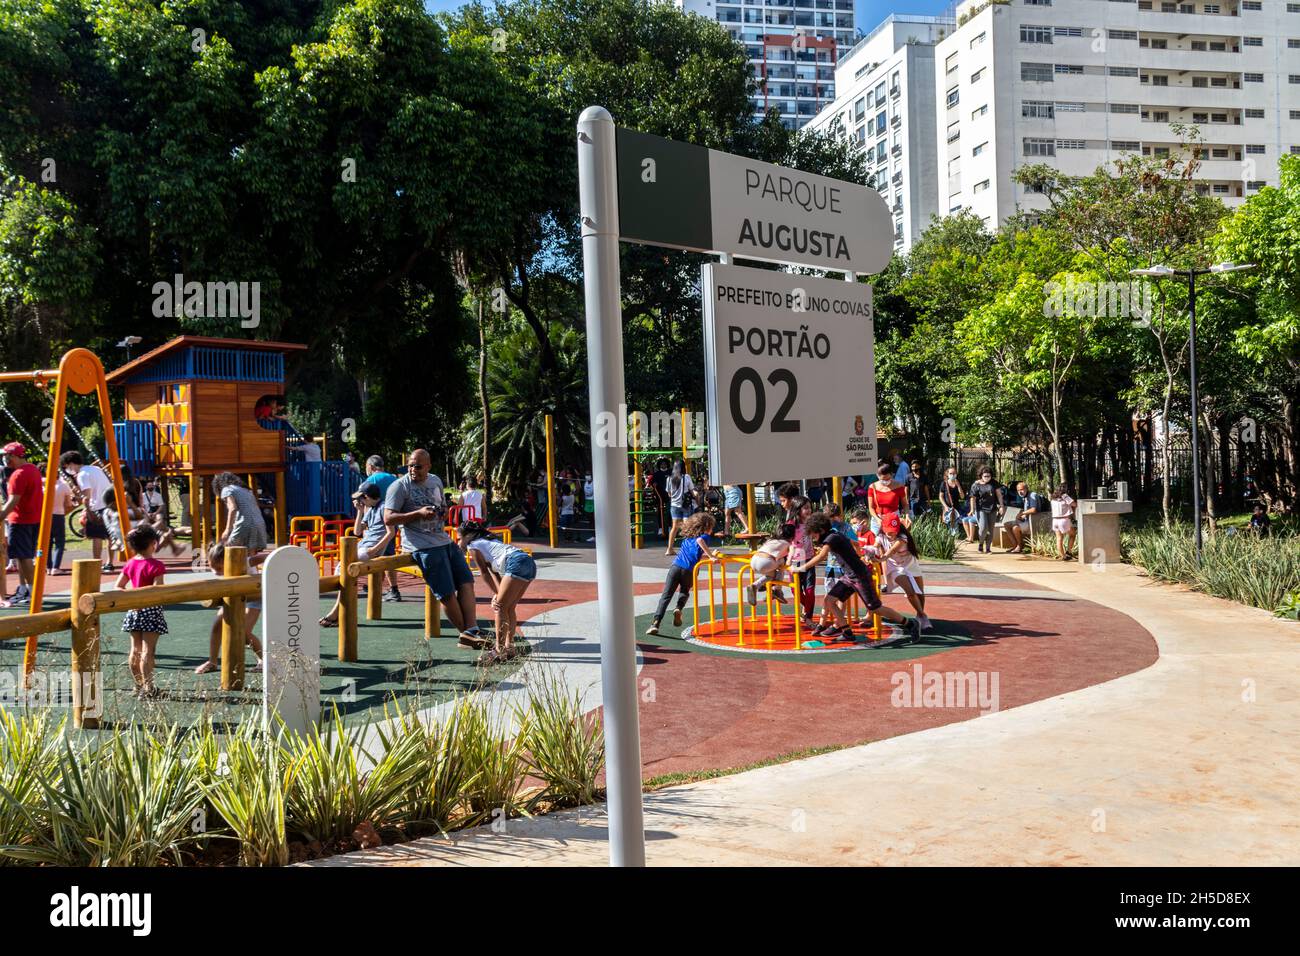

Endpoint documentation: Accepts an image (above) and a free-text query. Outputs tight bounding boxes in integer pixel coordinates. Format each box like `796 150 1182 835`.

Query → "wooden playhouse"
106 336 357 551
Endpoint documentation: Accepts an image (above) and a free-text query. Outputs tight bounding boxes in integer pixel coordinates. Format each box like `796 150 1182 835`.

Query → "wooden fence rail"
1 538 445 729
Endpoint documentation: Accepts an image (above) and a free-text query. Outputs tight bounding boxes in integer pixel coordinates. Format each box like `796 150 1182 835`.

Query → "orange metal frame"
3 349 132 675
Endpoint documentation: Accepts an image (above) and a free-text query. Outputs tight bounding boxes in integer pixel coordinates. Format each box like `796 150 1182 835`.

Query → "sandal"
458 632 490 651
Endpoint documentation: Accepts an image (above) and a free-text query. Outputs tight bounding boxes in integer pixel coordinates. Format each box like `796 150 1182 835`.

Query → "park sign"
615 127 893 275
261 545 320 736
701 264 878 486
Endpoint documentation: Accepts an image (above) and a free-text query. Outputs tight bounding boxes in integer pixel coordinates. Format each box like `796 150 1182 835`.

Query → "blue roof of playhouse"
106 336 306 386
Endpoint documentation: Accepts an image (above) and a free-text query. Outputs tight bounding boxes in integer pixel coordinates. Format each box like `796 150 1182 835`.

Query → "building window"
947 86 960 107
970 31 987 48
1243 37 1263 46
1244 73 1264 82
1292 110 1300 120
947 121 961 143
973 179 990 193
1150 39 1168 50
973 141 988 156
1193 77 1208 88
945 52 958 74
1108 29 1137 40
1246 144 1265 154
1212 147 1229 157
1055 27 1084 37
1054 63 1084 75
1021 25 1053 44
1055 101 1085 112
1213 184 1230 194
1291 75 1300 84
1247 181 1265 191
1192 112 1209 123
1023 100 1055 118
1024 137 1056 156
972 68 985 83
1109 66 1139 77
876 112 887 134
853 97 865 121
1111 103 1139 114
1243 0 1261 8
1211 77 1228 87
1151 74 1169 86
1111 140 1140 151
1057 139 1086 149
1153 111 1169 122
972 104 989 119
1211 112 1227 123
1291 39 1300 48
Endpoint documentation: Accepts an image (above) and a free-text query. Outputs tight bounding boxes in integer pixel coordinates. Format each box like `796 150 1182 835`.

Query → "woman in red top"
115 525 169 699
867 459 909 532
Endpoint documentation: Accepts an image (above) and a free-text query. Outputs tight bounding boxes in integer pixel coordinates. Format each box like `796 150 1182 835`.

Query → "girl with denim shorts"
458 520 538 665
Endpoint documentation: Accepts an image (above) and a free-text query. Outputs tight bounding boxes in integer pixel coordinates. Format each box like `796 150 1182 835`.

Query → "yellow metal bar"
632 415 642 550
544 413 557 549
679 407 688 466
793 571 803 650
832 476 842 507
745 484 756 548
765 581 775 645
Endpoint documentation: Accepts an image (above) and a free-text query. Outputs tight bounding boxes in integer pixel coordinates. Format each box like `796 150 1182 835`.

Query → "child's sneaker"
830 626 858 643
646 622 661 636
384 587 403 602
918 614 933 632
672 608 683 628
810 622 837 637
746 584 758 607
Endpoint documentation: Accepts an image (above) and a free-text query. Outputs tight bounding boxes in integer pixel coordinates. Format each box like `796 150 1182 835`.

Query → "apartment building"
807 15 955 250
935 0 1300 228
677 0 857 128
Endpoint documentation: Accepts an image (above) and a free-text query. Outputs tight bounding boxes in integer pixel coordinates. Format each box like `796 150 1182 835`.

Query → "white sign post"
261 545 320 736
702 264 877 486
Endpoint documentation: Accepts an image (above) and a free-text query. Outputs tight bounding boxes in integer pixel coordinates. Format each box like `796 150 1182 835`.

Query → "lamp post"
116 335 142 362
1130 262 1255 564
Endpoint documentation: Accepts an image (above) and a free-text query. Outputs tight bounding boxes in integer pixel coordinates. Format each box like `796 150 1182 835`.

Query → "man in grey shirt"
384 448 484 648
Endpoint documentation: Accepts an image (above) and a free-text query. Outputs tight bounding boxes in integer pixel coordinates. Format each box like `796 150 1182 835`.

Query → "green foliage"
518 671 605 808
1124 524 1300 612
908 513 956 561
0 724 205 867
0 674 609 867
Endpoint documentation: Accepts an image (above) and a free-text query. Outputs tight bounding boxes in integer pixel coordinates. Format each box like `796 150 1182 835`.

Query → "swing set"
0 349 131 675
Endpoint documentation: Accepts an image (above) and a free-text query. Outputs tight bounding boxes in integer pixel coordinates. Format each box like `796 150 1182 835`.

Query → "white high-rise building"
935 0 1300 228
807 15 956 251
677 0 858 128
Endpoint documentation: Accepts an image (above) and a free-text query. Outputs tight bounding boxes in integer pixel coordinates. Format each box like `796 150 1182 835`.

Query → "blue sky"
422 1 955 35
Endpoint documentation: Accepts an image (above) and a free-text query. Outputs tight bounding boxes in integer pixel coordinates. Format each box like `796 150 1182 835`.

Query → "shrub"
908 514 956 561
1124 524 1300 613
1 724 204 867
519 672 605 808
0 710 64 865
199 722 289 867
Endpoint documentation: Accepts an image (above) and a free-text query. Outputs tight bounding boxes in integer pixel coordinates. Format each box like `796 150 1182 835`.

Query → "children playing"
319 481 394 627
746 522 796 607
790 512 921 644
873 512 931 632
458 519 538 663
114 526 169 698
647 512 716 635
1050 484 1077 559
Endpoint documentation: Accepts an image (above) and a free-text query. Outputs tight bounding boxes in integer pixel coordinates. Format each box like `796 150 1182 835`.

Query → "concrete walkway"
308 551 1300 866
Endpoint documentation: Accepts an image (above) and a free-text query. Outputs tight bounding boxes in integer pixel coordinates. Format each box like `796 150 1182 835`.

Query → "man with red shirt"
0 442 45 605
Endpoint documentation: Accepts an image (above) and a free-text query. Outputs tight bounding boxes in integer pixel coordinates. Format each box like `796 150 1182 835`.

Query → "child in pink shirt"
114 525 168 699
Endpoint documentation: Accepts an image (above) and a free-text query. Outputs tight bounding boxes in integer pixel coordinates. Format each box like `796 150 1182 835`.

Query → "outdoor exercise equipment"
0 348 133 679
105 336 362 553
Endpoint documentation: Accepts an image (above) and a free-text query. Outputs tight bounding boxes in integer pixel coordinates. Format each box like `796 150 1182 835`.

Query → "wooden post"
367 570 383 621
424 587 441 639
196 476 209 558
69 559 102 730
338 535 358 662
220 545 248 691
274 470 288 546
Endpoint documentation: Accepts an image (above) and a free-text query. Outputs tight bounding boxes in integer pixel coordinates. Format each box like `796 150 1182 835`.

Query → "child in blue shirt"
647 513 716 635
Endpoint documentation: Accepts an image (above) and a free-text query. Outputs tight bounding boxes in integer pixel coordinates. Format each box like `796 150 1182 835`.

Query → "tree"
1016 136 1225 521
1214 154 1300 509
